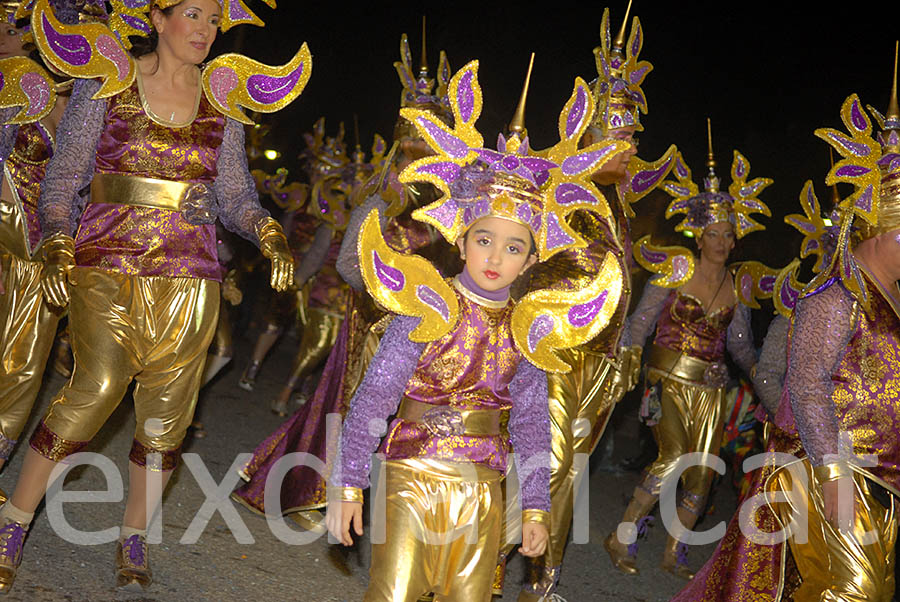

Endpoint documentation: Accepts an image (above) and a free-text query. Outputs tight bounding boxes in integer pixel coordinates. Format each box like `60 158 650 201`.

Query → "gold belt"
398 398 501 437
647 344 715 383
89 173 195 211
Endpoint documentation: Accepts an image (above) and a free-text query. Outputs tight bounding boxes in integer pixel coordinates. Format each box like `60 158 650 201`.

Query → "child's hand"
520 522 549 557
326 501 363 546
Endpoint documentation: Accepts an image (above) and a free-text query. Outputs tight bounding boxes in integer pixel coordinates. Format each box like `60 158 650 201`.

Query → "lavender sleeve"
337 315 425 489
621 282 671 349
0 107 19 167
785 283 855 466
213 118 270 245
726 302 756 375
752 314 789 416
336 194 388 290
38 78 105 238
295 222 333 285
508 358 551 512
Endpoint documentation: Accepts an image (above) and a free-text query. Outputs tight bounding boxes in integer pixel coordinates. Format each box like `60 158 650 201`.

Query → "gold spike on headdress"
704 118 720 193
419 16 428 78
610 0 632 61
508 53 534 138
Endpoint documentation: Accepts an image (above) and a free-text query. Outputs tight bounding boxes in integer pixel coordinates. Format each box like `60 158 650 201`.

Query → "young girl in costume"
0 0 309 593
327 59 631 601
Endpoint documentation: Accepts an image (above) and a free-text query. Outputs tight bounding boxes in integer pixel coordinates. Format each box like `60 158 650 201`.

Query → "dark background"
218 1 898 271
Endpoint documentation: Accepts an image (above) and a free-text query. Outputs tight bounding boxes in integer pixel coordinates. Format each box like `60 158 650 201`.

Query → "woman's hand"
519 522 549 557
326 501 363 546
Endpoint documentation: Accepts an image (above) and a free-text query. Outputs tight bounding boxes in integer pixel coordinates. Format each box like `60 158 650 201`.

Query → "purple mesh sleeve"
337 315 425 489
0 108 19 166
38 78 104 238
726 302 756 376
213 118 270 245
336 194 388 291
621 282 671 349
295 223 333 285
785 283 854 466
508 358 551 512
752 314 789 416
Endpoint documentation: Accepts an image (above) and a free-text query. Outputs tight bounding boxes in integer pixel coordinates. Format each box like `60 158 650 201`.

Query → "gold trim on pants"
36 268 218 462
769 458 897 602
0 252 62 457
644 364 726 498
366 458 502 602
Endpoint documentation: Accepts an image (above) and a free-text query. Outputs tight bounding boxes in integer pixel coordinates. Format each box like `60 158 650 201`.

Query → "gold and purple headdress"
810 46 900 312
590 3 650 133
357 59 630 372
399 60 630 261
106 0 274 45
30 0 310 124
662 121 771 239
393 18 452 139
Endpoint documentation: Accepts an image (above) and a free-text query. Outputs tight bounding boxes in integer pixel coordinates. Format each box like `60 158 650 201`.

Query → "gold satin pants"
366 459 502 602
0 253 62 457
769 459 897 602
35 268 218 467
645 368 726 498
286 308 342 387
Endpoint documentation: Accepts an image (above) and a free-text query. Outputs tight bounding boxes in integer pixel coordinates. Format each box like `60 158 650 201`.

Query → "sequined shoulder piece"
358 207 459 342
632 235 694 288
733 260 779 309
201 44 312 125
31 0 136 99
617 143 677 218
0 56 58 124
511 250 623 373
773 258 804 318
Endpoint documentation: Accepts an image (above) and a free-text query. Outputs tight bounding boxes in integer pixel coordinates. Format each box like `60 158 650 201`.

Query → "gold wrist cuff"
814 462 854 483
256 216 284 242
39 232 76 263
330 487 364 503
522 509 550 527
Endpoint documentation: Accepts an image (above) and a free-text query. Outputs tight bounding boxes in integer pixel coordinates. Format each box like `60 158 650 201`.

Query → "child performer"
327 59 631 601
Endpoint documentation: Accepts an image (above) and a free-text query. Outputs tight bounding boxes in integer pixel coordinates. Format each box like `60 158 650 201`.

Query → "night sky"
215 1 899 269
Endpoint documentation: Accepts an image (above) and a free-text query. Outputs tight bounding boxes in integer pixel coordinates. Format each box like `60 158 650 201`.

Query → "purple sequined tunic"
39 77 270 280
776 264 900 493
338 284 552 512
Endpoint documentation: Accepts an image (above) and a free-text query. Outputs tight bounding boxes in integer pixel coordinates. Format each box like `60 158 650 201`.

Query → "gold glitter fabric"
769 458 897 601
0 253 62 458
33 268 218 461
364 458 502 602
285 308 342 387
0 56 59 125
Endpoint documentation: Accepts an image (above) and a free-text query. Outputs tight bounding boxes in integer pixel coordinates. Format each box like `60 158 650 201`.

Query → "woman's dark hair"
128 5 175 58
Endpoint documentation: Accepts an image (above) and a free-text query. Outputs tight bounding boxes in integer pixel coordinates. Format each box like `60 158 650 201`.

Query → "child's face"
457 217 537 291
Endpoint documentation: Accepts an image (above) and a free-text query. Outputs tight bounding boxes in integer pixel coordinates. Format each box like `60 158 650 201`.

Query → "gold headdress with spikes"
663 119 771 239
393 17 452 139
590 2 651 133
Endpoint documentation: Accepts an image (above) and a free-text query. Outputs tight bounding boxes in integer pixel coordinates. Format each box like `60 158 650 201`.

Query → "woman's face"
152 0 220 65
457 216 537 291
697 221 735 264
0 23 27 59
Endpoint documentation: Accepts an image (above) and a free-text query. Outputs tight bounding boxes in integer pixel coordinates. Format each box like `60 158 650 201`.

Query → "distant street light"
264 149 281 160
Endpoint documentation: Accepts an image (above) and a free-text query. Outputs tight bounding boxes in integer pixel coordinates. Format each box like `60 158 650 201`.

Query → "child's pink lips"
484 270 499 279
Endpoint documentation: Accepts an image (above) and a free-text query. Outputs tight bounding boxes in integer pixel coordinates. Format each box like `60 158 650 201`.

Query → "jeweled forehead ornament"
398 57 631 262
590 1 651 134
663 119 771 240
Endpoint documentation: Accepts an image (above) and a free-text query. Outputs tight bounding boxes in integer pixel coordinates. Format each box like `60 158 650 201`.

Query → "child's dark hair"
128 4 176 58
